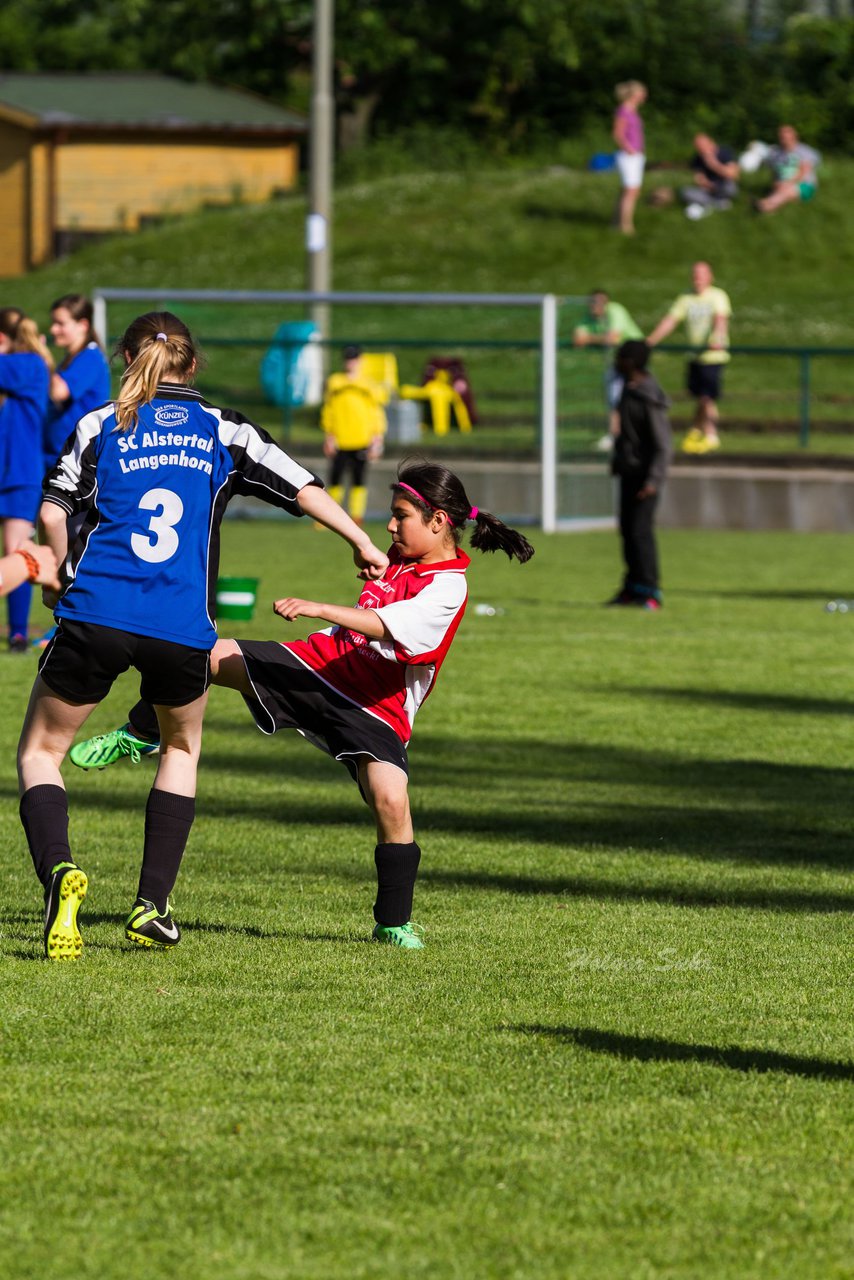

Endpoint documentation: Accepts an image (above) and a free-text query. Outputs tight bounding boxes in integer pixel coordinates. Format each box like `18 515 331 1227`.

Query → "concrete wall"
227 456 854 533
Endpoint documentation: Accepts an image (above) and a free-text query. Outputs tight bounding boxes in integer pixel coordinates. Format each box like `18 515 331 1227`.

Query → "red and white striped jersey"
285 545 470 743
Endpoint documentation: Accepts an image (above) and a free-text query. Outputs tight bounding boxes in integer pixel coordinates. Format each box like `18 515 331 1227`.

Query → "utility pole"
307 0 334 351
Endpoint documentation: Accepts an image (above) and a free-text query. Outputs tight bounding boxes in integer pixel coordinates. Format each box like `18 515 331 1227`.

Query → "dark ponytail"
391 459 535 564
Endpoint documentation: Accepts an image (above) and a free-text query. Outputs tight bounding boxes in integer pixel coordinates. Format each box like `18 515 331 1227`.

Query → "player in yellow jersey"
321 345 386 525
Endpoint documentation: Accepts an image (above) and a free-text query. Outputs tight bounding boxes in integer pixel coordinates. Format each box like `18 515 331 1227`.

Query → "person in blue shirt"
17 310 389 961
44 293 111 472
31 295 112 650
0 307 52 651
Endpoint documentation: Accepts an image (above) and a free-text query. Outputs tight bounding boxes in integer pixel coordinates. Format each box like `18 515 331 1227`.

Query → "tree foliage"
1 0 851 150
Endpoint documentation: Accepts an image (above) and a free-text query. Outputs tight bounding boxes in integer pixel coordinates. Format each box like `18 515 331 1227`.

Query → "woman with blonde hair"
612 80 647 235
17 310 388 960
0 307 52 650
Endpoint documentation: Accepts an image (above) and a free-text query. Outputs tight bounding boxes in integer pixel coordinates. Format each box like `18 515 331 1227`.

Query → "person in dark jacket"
607 340 672 611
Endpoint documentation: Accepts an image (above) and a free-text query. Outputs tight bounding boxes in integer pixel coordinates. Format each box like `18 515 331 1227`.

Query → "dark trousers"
619 477 660 597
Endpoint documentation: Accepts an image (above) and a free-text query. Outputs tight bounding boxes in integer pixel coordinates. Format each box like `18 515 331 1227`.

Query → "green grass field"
3 157 854 456
1 520 852 1279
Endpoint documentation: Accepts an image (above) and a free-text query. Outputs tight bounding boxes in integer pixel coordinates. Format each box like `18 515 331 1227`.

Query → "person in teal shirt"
573 290 643 449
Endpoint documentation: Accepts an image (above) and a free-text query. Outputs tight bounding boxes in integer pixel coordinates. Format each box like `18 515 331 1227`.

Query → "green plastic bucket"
216 576 259 621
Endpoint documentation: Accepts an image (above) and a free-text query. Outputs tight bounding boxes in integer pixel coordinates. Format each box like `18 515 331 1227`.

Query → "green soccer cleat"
44 862 88 961
70 723 160 771
125 898 181 950
372 921 425 949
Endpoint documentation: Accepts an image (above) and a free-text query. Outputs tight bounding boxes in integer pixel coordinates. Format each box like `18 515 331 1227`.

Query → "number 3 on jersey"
131 488 184 564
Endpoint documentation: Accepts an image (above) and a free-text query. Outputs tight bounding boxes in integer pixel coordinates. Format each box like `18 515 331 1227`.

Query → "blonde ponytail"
113 312 199 432
15 316 54 373
0 308 53 373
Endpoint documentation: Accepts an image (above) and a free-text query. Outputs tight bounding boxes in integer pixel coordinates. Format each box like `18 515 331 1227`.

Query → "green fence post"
799 351 811 448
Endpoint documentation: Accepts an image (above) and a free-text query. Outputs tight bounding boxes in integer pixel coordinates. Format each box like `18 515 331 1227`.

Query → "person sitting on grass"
754 125 819 216
681 133 740 219
67 460 535 950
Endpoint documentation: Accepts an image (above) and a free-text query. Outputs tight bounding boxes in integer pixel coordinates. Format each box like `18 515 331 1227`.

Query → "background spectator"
755 125 819 215
573 290 643 449
607 340 672 611
612 81 647 235
646 261 732 454
682 133 740 219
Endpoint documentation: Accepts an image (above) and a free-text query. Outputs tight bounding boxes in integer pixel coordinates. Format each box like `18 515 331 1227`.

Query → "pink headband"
395 481 479 524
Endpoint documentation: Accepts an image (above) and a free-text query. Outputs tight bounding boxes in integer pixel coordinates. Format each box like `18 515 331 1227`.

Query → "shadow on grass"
522 201 608 228
4 733 853 872
418 867 853 914
669 587 843 602
511 1024 854 1082
605 684 854 717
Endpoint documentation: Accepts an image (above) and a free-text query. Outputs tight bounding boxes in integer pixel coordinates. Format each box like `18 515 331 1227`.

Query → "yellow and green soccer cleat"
43 862 88 960
125 898 181 949
372 921 425 949
70 724 160 771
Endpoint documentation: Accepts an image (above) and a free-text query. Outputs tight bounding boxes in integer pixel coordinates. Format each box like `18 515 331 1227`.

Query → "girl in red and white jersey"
77 460 534 948
215 459 534 947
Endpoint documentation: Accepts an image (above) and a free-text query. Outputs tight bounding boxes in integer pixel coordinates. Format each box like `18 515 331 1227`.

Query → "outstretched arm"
273 596 388 639
296 483 388 579
647 314 677 347
0 543 60 597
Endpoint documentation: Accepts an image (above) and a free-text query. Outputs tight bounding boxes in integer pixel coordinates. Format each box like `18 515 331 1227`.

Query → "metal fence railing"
94 288 854 529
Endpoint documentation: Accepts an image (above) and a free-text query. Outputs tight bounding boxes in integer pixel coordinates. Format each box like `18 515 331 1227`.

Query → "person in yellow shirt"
320 345 386 525
646 261 732 453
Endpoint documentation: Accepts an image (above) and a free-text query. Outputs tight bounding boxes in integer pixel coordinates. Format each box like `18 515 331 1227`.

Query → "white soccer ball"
685 203 705 221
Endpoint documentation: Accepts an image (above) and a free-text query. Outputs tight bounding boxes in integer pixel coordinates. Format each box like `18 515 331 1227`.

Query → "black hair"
616 339 650 372
343 344 362 361
390 458 534 563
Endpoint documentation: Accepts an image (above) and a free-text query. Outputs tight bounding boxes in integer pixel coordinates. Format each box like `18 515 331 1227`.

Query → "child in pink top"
612 80 647 234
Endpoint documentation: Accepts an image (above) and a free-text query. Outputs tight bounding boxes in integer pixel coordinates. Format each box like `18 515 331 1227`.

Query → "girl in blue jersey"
44 293 111 472
17 310 388 961
0 308 52 651
33 295 112 649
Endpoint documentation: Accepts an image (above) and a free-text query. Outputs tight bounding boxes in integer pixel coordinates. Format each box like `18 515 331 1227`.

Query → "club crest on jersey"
154 405 190 427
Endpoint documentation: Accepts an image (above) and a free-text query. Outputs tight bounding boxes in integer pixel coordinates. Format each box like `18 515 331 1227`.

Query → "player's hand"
323 437 337 459
636 484 656 500
273 597 318 622
354 542 388 580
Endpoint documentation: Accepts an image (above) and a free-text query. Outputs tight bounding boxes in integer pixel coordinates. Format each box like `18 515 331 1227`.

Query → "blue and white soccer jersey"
43 382 320 649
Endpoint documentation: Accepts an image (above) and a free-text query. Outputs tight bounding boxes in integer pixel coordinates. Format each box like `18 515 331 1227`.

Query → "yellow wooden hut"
0 73 307 276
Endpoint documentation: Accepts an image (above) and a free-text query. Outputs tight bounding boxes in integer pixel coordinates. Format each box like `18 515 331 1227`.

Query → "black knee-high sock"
20 785 73 887
137 789 196 913
373 842 421 926
128 699 160 743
